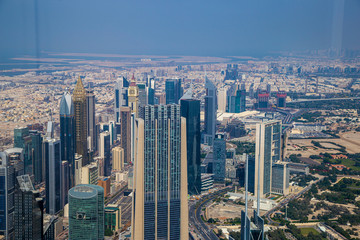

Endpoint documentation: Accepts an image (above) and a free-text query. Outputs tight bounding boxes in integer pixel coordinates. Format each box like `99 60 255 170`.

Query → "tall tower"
60 89 75 187
29 130 43 183
120 107 131 163
114 76 129 123
99 131 111 177
180 99 201 195
73 77 88 166
204 75 217 145
132 105 188 240
165 78 182 104
43 137 62 214
68 184 104 240
14 175 43 240
0 152 15 239
86 89 96 152
128 74 139 118
255 120 281 198
14 127 32 175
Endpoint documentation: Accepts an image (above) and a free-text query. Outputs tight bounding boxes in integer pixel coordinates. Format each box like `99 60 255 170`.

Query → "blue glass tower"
165 78 182 104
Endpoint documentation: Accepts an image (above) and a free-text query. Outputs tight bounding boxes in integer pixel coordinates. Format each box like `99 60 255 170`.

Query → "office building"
128 74 139 117
204 75 217 145
74 154 83 186
146 76 155 105
137 83 147 107
73 76 88 166
180 99 201 195
60 89 75 187
112 147 124 171
105 204 121 233
257 92 270 110
68 184 104 240
61 161 70 207
114 76 129 123
43 137 62 214
132 105 188 240
255 120 282 198
81 162 99 185
0 152 15 239
276 91 287 108
201 173 214 192
4 148 24 177
165 78 182 104
271 162 289 195
86 89 96 152
14 127 32 175
217 88 227 113
120 107 131 163
98 177 111 197
99 131 111 176
29 130 43 183
213 133 226 182
240 83 246 112
14 175 43 240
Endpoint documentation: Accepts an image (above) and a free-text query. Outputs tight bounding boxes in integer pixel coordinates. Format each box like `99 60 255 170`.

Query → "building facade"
132 105 188 240
204 76 217 145
165 78 182 104
114 76 129 123
112 147 124 171
120 107 131 163
86 89 96 152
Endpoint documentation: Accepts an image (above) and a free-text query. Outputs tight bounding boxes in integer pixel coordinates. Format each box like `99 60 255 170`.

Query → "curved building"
68 184 104 240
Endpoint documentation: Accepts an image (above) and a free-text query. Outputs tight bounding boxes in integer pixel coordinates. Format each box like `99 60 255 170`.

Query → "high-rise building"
114 76 129 123
29 130 42 183
276 91 287 108
132 105 188 240
60 89 75 187
68 184 104 239
146 76 155 105
180 99 201 195
137 83 147 108
73 77 88 166
0 152 15 239
128 74 139 118
217 88 227 113
4 148 24 177
43 138 62 214
255 120 281 198
120 107 131 163
271 162 289 195
61 161 70 207
165 78 182 104
74 154 83 186
86 89 96 152
257 92 270 110
112 147 124 171
212 133 226 182
80 162 99 185
204 76 217 145
98 177 111 197
99 131 111 176
105 204 121 233
14 127 32 175
14 175 43 240
240 83 246 112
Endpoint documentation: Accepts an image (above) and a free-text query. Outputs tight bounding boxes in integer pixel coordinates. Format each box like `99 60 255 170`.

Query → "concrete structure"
271 162 289 195
132 105 188 240
112 147 124 171
81 162 99 185
201 174 214 192
128 74 139 118
98 177 111 197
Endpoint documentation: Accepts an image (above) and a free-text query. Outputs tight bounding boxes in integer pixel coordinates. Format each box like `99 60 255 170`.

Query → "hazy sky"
1 0 360 60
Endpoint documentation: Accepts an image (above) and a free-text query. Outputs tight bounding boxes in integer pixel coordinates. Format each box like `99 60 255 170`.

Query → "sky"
0 0 360 60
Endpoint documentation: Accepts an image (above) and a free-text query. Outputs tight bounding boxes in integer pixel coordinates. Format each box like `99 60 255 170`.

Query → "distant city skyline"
1 0 360 61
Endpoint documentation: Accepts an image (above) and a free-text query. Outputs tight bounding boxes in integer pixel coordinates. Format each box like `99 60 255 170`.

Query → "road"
189 187 233 240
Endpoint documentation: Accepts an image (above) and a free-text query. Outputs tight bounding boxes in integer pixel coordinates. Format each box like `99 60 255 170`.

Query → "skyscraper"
165 78 182 104
68 184 104 240
255 120 282 198
137 83 147 108
180 99 201 195
43 137 62 214
14 127 32 175
276 91 287 108
146 76 155 105
0 152 15 239
112 147 124 171
86 89 96 152
132 105 188 240
128 74 139 117
73 77 88 166
213 133 226 182
14 175 43 240
204 75 217 145
61 161 70 207
120 107 131 163
60 89 75 187
114 76 129 123
240 83 246 112
29 130 42 183
99 131 111 176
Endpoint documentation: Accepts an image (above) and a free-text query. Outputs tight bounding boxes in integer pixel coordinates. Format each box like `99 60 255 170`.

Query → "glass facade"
180 99 201 195
30 131 43 183
165 79 182 104
68 184 104 240
213 134 226 182
263 126 272 195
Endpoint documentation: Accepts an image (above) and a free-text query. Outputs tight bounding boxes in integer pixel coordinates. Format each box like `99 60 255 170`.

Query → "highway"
189 187 233 240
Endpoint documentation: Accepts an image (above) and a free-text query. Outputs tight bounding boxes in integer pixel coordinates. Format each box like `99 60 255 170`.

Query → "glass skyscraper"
213 133 226 182
114 76 129 123
165 78 182 104
204 75 217 145
180 99 201 195
29 130 42 183
68 184 104 240
132 105 188 240
14 127 32 175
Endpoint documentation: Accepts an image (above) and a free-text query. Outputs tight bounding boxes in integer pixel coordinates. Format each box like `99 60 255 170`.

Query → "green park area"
300 228 321 237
